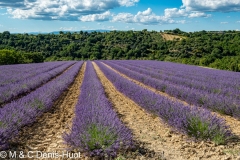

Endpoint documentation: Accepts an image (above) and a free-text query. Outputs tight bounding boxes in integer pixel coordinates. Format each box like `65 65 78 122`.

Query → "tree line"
0 29 239 71
0 49 43 65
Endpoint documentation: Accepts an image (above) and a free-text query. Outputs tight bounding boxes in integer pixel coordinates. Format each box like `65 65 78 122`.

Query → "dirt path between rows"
98 62 240 160
102 63 240 136
12 62 86 159
93 62 183 160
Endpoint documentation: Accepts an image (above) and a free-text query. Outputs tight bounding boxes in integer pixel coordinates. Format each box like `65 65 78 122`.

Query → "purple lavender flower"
64 62 133 158
96 61 232 144
0 62 83 150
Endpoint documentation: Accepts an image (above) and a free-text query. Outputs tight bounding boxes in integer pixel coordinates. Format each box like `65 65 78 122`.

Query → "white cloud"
220 22 229 24
164 8 211 18
111 8 188 25
112 13 134 23
119 0 139 7
2 0 139 20
7 8 42 19
188 12 211 18
112 8 180 25
161 0 240 23
3 0 238 26
182 0 240 12
164 8 187 18
237 21 240 23
79 11 112 22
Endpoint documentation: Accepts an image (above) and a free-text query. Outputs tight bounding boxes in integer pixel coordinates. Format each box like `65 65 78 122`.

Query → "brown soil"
96 62 240 160
9 62 86 159
101 62 240 138
161 33 185 41
101 62 186 106
4 61 240 160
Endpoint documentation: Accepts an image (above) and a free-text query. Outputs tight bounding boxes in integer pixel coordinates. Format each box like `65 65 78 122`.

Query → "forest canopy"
0 29 239 71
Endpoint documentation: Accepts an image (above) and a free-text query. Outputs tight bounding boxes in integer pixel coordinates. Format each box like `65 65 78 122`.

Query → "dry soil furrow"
93 62 183 160
101 62 188 106
99 62 240 160
12 62 86 159
102 62 240 137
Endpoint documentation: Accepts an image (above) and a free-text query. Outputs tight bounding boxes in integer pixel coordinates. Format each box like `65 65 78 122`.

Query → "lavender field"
0 60 240 160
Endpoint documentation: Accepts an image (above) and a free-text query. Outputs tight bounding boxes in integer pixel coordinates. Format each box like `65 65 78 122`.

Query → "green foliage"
0 29 240 71
186 116 226 145
0 121 3 128
27 98 44 110
23 52 44 63
0 49 43 65
83 124 117 151
0 49 23 64
0 121 7 129
212 133 225 145
187 116 209 139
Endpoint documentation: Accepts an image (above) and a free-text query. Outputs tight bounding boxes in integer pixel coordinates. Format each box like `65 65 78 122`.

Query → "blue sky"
0 0 240 33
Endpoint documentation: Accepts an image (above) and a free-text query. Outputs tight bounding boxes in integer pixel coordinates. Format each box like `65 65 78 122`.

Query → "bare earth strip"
102 62 240 137
100 62 240 160
12 62 86 159
161 33 185 41
93 62 184 160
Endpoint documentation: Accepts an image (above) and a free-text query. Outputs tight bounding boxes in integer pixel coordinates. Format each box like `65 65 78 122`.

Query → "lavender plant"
64 62 133 158
0 62 83 150
112 60 239 96
0 62 67 87
103 61 240 119
0 62 75 105
108 60 240 100
96 61 232 144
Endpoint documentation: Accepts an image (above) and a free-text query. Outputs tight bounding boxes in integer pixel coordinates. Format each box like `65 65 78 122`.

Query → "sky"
0 0 240 33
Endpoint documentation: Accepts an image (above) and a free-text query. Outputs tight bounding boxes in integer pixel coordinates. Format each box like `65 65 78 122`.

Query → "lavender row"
0 62 68 87
111 60 239 94
0 62 76 105
0 62 83 150
64 62 133 158
109 60 240 99
120 60 240 80
96 61 232 144
115 60 240 89
104 61 240 118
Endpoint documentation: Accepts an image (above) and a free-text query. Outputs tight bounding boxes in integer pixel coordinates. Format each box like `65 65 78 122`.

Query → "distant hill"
51 30 111 34
21 30 111 35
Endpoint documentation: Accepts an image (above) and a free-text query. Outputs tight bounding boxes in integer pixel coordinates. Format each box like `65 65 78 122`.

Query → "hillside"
161 33 186 41
0 29 240 71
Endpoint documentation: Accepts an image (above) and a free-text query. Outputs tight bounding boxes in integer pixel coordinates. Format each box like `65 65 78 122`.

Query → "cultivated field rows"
0 60 240 160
